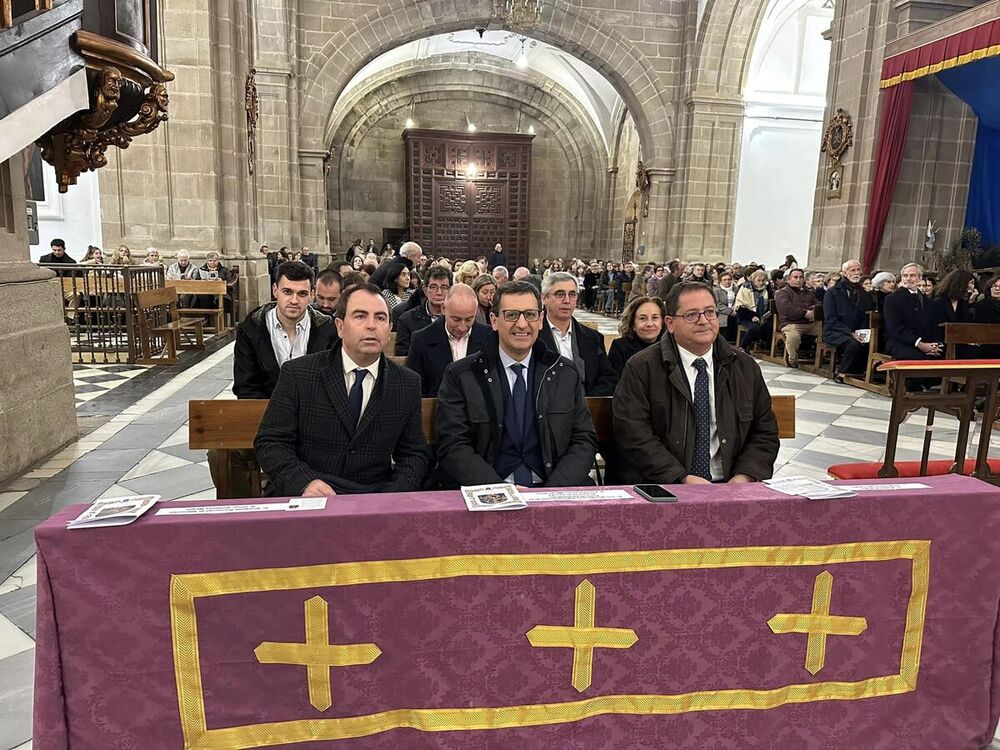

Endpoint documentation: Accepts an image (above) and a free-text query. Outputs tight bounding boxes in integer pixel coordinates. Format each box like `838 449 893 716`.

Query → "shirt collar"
499 346 531 372
676 344 713 372
447 325 470 343
268 307 309 334
342 349 380 381
547 316 572 339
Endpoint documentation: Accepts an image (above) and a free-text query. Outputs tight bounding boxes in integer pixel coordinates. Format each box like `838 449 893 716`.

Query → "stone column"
644 167 675 263
298 149 330 267
0 151 76 484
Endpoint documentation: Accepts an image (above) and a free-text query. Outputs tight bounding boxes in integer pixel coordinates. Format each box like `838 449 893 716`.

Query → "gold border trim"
880 43 1000 88
171 541 930 749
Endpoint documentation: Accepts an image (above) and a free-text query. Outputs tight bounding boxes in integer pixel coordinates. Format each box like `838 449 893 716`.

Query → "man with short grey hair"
822 258 873 381
166 249 201 280
513 266 530 281
882 261 942 360
774 268 819 368
493 265 510 284
538 271 617 395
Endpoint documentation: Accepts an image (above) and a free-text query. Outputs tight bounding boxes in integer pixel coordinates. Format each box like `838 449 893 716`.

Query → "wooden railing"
1 0 54 30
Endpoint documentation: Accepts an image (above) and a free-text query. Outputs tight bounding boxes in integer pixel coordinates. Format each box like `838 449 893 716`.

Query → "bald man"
513 266 531 281
406 284 491 397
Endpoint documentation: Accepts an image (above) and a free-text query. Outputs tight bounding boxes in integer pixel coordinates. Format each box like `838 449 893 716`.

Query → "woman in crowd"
81 246 104 265
111 245 134 266
472 274 497 324
734 269 772 353
931 269 977 325
599 261 617 312
364 252 379 267
870 272 896 312
646 265 665 296
455 260 480 287
714 270 738 343
860 276 873 293
351 255 365 271
975 274 1000 357
609 296 666 377
918 277 935 296
784 254 799 270
381 264 413 311
142 247 162 266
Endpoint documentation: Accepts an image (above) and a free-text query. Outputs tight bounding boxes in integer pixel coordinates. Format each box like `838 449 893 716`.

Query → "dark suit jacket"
822 279 872 347
608 334 658 377
883 287 940 358
233 303 338 399
435 336 596 487
395 302 435 356
254 347 429 496
406 318 490 396
538 317 617 395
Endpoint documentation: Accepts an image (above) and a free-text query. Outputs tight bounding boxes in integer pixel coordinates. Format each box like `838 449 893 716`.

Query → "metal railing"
42 264 165 364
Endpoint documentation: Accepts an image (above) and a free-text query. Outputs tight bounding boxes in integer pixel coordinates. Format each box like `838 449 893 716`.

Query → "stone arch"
299 0 673 167
327 69 607 257
692 0 771 96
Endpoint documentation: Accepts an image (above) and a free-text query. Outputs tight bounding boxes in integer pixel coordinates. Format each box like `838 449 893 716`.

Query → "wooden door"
432 178 507 258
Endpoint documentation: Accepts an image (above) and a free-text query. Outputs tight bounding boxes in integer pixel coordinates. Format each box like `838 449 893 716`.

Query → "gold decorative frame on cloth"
170 541 930 749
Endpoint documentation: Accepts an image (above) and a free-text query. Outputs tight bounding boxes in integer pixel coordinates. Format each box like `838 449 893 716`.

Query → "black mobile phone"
634 484 678 503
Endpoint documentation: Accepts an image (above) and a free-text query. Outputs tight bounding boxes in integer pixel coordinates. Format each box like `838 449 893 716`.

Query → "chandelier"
494 0 542 34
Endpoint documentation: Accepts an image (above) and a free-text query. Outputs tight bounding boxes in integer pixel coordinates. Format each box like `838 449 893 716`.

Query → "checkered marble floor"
72 363 149 407
2 321 1000 749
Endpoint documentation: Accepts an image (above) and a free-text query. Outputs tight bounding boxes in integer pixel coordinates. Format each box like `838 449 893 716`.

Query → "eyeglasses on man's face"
672 308 718 324
549 290 578 301
497 309 542 323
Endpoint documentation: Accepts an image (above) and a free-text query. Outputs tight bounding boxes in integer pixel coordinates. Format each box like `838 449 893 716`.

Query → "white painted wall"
30 161 103 262
731 0 832 269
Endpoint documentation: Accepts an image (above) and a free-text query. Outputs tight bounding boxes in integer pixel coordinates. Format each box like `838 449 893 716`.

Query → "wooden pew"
941 322 1000 359
191 395 796 498
811 304 838 379
847 309 891 396
165 278 228 335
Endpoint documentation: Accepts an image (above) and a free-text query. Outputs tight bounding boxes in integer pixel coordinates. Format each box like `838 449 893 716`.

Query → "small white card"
764 476 856 500
67 495 160 529
286 497 328 511
156 497 329 516
838 483 930 492
461 484 526 511
854 328 872 344
522 489 632 502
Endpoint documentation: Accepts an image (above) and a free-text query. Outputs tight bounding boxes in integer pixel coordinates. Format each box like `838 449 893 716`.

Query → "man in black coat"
406 285 489 397
488 243 507 271
233 261 338 399
882 262 943 359
538 271 618 395
394 266 451 355
255 282 429 496
298 246 320 274
435 281 597 488
38 238 76 264
822 259 873 380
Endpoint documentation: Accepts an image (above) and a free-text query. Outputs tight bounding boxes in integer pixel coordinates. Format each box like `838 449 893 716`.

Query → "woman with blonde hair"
471 273 498 324
734 269 772 353
455 260 480 287
111 245 134 265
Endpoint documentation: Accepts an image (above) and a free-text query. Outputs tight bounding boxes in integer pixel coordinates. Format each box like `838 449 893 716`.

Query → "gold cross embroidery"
526 579 638 692
254 595 381 711
768 571 868 675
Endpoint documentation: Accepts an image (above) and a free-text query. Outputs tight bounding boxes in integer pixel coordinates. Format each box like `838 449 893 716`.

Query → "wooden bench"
165 278 228 335
811 304 838 378
941 322 1000 360
135 287 204 365
191 395 796 498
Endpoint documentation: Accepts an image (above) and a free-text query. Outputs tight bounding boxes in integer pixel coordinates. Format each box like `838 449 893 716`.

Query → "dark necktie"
692 358 712 481
510 364 533 486
348 368 366 427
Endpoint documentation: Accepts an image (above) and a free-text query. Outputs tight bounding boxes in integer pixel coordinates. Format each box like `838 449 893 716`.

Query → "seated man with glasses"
612 281 778 485
539 271 618 395
435 280 597 488
394 267 452 356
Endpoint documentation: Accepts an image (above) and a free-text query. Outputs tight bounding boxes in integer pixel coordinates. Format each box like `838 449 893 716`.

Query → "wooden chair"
134 287 204 365
165 278 228 335
388 356 408 367
586 396 614 484
941 322 1000 359
603 332 620 353
857 310 892 395
768 300 786 361
811 304 838 378
422 399 438 443
771 394 795 439
387 331 397 354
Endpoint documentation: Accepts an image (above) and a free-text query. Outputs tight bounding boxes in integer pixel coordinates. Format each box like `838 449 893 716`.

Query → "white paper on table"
67 494 161 529
287 497 328 511
764 476 855 499
461 484 526 511
837 483 930 491
155 502 287 516
522 489 633 502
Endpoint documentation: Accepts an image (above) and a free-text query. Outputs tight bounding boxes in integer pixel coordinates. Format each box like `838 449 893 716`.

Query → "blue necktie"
510 363 533 486
348 368 366 427
692 358 712 481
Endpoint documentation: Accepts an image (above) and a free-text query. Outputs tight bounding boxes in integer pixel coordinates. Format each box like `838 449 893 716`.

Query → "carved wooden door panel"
470 181 507 257
432 179 507 258
433 180 471 257
622 221 636 264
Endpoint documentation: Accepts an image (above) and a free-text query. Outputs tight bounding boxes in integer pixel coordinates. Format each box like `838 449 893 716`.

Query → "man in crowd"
435 280 596 488
810 272 828 303
882 262 942 360
255 282 429 496
656 259 686 300
513 266 531 281
39 238 76 264
822 259 873 382
539 271 617 395
329 260 352 277
613 282 778 484
371 240 421 289
394 266 451 356
406 284 489 397
492 265 510 285
166 249 201 280
299 246 320 274
313 269 343 317
489 242 507 270
774 267 821 368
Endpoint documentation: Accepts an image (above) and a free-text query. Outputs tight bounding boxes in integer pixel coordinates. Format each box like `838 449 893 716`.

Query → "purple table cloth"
33 475 1000 749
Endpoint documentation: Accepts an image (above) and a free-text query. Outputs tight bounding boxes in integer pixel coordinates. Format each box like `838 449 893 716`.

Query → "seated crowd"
230 247 781 497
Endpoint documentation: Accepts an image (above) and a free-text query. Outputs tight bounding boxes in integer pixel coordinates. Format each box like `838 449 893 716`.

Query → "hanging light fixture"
496 0 542 34
466 162 479 177
516 37 528 68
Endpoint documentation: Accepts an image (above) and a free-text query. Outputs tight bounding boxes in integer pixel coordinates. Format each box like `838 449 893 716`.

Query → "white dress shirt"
676 345 723 481
497 347 541 485
447 326 471 362
267 308 311 367
341 350 380 420
547 318 574 362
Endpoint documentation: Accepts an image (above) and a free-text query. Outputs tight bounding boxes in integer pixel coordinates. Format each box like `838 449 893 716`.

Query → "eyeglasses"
672 308 718 324
498 309 542 323
550 290 578 301
426 284 450 293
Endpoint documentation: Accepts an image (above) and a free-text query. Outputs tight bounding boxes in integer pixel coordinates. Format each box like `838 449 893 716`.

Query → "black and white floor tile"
72 363 149 407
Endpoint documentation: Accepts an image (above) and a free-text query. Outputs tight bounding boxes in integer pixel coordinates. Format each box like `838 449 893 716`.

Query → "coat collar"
319 345 388 437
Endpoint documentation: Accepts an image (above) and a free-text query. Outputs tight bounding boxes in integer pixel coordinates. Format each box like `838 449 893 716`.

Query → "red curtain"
862 80 915 274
